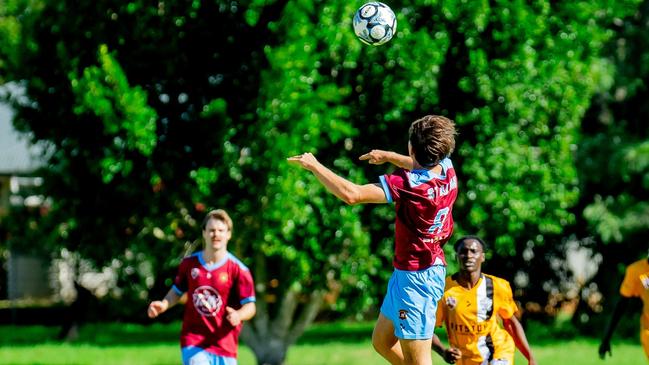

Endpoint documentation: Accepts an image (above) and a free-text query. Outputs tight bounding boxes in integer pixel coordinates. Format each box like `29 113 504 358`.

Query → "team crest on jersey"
446 296 457 310
641 274 649 290
219 272 229 283
192 286 222 317
399 309 408 320
191 268 200 279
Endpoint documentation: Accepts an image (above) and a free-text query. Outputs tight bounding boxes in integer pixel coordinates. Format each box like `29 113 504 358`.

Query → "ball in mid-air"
353 2 397 46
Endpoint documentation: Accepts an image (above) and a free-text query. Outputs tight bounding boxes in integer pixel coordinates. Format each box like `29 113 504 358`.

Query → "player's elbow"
341 190 363 205
249 303 257 318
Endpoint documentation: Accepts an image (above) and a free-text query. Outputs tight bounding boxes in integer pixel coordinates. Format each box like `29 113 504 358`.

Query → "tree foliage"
1 0 647 363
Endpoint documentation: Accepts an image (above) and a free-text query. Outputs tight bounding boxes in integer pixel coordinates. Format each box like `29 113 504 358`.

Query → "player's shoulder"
225 252 251 272
175 253 201 272
443 274 461 291
445 275 456 286
440 157 454 169
386 167 408 179
180 252 201 264
483 273 512 289
627 258 649 273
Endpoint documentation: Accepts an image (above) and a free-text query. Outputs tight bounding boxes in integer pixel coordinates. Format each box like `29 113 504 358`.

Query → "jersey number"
428 207 449 235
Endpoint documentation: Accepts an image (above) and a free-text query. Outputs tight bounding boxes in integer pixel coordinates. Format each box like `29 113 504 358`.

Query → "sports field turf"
0 321 645 364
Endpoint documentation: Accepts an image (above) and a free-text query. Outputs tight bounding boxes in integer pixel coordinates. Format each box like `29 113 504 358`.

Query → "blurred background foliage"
0 0 648 349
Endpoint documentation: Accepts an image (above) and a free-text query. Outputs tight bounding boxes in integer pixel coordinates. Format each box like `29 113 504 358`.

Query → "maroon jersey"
172 252 255 358
380 158 458 271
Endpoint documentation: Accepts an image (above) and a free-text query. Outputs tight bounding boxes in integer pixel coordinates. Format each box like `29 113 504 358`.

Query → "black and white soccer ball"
353 2 397 46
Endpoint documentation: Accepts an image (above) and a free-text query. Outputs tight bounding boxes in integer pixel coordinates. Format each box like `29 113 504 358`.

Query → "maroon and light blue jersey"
380 157 458 271
172 252 255 358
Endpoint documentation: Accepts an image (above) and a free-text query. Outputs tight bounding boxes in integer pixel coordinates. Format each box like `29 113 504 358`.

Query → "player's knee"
371 332 383 352
371 332 390 355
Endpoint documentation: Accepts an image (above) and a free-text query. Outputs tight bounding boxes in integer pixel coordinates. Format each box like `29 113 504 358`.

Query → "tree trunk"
241 260 326 365
245 337 289 365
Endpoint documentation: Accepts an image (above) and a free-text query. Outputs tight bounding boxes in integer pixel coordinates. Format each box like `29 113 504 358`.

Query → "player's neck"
457 271 482 289
202 248 227 265
412 161 442 174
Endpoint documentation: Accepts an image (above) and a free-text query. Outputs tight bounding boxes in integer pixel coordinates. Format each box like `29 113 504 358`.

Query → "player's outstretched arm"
147 289 181 319
288 152 386 205
598 296 630 359
359 149 414 170
502 316 537 365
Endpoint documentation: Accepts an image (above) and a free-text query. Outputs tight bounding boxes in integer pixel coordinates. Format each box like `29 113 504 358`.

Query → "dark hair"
453 235 488 253
408 115 457 167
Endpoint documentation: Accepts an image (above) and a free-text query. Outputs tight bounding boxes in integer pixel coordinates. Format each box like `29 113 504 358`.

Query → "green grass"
0 321 645 365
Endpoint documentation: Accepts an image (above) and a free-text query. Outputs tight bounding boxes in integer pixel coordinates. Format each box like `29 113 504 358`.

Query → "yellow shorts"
457 357 513 365
456 346 515 365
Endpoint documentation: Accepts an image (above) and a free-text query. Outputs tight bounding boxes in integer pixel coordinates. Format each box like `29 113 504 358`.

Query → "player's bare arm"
147 288 181 318
359 149 414 170
225 302 256 327
431 334 461 364
503 316 537 365
287 152 387 205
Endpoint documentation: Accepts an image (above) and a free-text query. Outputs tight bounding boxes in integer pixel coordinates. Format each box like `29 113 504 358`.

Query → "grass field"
0 321 645 365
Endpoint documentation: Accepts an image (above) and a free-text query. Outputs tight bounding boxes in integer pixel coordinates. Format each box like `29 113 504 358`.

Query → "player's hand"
225 306 241 326
359 149 390 165
443 347 461 364
287 152 319 171
147 300 168 318
598 341 611 359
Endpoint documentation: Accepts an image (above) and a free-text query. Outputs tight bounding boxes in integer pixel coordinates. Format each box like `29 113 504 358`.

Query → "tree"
1 0 645 364
575 0 649 333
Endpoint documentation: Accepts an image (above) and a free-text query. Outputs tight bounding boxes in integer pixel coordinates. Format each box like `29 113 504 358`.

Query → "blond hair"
201 209 233 232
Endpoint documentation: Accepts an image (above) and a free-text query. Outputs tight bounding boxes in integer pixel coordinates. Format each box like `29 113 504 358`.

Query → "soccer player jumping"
288 115 458 365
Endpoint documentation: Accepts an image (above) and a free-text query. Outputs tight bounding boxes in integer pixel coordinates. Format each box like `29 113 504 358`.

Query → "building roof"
0 104 43 175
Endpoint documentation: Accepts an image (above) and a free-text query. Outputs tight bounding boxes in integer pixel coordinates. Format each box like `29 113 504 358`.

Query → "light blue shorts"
380 264 446 340
181 346 237 365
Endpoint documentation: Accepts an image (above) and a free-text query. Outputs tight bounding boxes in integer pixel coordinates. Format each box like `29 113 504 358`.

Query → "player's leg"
396 265 445 365
372 313 404 364
399 337 433 365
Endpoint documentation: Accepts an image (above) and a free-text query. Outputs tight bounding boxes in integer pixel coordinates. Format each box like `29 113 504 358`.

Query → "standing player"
433 236 537 365
147 209 256 365
599 253 649 362
288 115 458 365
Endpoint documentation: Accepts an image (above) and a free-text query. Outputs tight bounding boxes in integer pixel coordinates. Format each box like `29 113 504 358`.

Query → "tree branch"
287 289 326 345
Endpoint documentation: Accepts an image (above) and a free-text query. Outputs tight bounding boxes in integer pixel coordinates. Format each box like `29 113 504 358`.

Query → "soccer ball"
353 2 397 46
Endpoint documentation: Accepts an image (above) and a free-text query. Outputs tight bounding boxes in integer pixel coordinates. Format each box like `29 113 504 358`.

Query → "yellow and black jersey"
620 259 649 329
619 259 649 361
436 274 518 365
